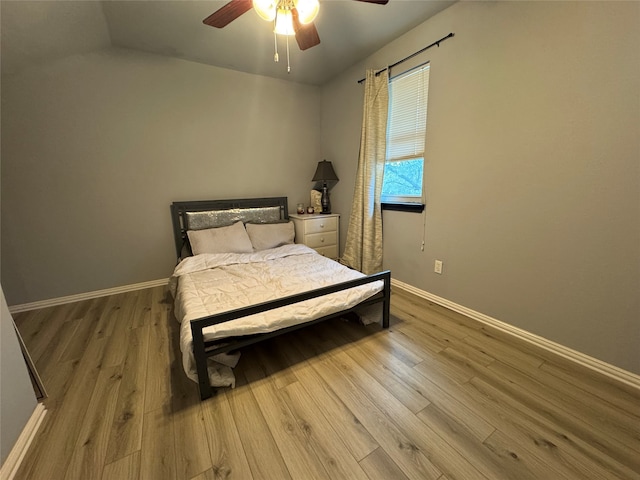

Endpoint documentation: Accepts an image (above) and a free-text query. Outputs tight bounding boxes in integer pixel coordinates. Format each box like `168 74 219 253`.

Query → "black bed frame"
170 197 391 400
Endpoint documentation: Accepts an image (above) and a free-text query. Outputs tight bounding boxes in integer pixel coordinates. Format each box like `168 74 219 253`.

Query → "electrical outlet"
434 260 443 274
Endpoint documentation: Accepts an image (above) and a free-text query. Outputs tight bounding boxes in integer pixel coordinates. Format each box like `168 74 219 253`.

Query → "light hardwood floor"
12 285 640 480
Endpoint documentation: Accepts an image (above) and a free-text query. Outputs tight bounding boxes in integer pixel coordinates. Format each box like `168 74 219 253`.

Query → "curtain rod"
357 32 455 84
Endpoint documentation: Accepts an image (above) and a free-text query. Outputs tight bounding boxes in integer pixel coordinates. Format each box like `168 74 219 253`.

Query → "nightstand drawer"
289 213 340 260
305 216 338 235
314 245 338 259
305 231 338 249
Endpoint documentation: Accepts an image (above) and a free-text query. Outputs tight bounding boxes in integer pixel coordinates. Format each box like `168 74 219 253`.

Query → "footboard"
191 270 391 400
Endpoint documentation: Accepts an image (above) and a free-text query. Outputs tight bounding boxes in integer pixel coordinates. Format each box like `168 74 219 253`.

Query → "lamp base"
320 184 331 214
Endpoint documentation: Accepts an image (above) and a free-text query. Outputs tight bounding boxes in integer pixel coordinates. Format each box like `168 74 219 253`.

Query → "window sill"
381 202 425 213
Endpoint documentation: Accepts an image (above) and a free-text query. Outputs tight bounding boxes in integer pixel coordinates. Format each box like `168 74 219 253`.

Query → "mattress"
169 243 384 386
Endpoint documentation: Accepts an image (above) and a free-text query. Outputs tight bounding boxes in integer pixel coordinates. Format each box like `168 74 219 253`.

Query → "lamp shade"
253 0 277 21
312 160 339 182
296 0 320 24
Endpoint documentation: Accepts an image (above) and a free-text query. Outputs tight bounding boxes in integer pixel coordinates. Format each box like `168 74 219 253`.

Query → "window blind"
386 64 430 162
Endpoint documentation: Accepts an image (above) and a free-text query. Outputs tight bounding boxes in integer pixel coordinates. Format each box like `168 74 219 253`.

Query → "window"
381 63 430 209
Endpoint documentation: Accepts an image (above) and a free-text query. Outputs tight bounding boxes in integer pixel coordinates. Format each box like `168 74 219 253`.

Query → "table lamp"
312 160 339 214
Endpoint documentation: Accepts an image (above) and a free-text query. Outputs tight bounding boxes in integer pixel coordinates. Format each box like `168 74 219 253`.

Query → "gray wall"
1 48 321 305
1 287 37 464
323 1 640 374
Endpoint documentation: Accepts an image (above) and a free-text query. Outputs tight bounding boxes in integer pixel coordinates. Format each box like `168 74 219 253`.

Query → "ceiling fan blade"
353 0 389 4
203 0 253 28
292 8 321 51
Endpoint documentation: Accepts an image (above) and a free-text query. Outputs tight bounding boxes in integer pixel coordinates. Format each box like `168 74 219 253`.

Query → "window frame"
381 62 430 212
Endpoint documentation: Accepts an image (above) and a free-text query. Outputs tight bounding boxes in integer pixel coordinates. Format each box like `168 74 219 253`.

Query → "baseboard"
0 403 46 480
8 278 169 314
391 279 640 391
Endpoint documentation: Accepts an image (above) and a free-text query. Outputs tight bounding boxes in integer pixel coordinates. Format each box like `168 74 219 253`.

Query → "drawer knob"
321 238 325 243
320 224 324 228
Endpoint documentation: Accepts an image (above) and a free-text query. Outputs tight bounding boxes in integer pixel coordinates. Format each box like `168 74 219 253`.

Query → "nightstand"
289 213 340 259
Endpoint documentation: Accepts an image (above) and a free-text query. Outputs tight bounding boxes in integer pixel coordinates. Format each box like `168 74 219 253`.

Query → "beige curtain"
342 69 389 274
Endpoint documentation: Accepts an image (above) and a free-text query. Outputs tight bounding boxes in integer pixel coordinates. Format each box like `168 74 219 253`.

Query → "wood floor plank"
280 381 370 479
444 337 496 367
334 322 495 443
227 371 292 480
393 290 551 363
324 348 488 480
243 360 332 480
467 385 622 479
102 292 139 368
12 307 47 340
483 428 585 480
334 326 431 413
14 336 110 480
359 447 411 480
462 330 545 370
144 303 175 413
291 325 441 478
437 345 494 383
64 366 123 480
385 324 440 362
102 452 141 480
131 287 153 329
59 311 101 363
105 325 151 464
93 294 125 340
170 360 213 480
497 356 640 450
412 348 474 386
253 341 299 390
301 345 443 480
395 322 450 355
392 290 484 333
23 303 80 364
430 369 620 480
540 360 640 419
417 403 559 480
39 355 81 405
465 375 640 479
377 326 429 366
392 294 472 338
201 390 254 480
35 318 82 380
139 406 177 480
190 469 217 480
149 286 173 331
282 348 380 462
486 360 640 467
340 330 495 441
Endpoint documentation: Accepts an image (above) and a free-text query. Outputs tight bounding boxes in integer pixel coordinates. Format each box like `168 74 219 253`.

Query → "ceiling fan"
203 0 389 52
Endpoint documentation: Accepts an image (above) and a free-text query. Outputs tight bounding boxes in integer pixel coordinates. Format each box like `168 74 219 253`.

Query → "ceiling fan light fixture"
274 9 295 36
295 0 319 24
253 0 277 21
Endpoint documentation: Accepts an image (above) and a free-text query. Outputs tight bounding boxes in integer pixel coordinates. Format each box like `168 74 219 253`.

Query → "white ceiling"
1 1 455 85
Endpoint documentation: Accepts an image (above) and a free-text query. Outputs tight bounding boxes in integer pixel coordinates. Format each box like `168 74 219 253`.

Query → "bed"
169 197 391 400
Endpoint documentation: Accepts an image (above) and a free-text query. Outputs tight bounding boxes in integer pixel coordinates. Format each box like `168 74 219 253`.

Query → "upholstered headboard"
170 197 289 259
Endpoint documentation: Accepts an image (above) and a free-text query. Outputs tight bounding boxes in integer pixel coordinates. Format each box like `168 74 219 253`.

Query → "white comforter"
170 244 383 387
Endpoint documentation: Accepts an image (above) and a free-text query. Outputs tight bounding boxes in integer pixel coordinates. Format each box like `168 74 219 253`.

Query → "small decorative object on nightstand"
289 212 340 259
311 160 339 214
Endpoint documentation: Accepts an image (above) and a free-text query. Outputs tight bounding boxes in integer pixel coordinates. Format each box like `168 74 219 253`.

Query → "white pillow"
245 221 295 251
187 221 253 255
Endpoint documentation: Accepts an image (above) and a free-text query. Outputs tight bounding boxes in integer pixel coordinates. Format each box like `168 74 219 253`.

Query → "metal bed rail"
191 270 391 400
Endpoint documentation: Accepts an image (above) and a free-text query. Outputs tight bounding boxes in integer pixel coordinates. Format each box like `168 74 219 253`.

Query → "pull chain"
273 29 279 63
286 34 291 73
